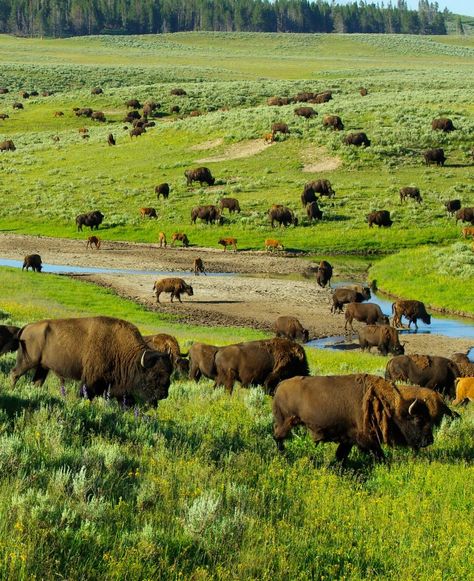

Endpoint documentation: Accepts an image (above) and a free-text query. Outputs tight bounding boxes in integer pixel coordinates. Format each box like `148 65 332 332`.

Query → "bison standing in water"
392 300 431 332
331 286 371 314
315 260 333 288
11 316 172 403
272 374 434 463
22 254 42 272
273 316 309 343
185 167 215 187
358 325 404 356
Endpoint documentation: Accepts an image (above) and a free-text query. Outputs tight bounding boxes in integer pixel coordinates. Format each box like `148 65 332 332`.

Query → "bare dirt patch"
196 139 274 163
301 146 342 173
190 138 224 151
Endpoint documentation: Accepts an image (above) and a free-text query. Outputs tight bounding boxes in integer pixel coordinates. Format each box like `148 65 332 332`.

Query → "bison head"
184 284 194 297
136 349 173 404
393 398 434 450
422 314 431 325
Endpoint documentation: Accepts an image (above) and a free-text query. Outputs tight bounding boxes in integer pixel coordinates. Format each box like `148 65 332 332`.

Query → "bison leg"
155 292 161 303
176 293 182 303
335 442 353 463
32 366 50 386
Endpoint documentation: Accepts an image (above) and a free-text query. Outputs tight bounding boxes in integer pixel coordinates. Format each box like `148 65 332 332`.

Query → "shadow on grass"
0 392 64 418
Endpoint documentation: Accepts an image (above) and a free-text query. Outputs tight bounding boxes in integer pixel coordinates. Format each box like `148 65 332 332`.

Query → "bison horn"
408 399 418 416
140 350 147 368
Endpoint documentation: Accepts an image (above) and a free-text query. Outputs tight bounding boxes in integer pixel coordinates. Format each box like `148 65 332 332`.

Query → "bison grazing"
444 199 461 215
140 207 158 219
272 374 434 463
344 302 389 334
455 207 474 225
450 353 474 377
191 205 222 225
322 115 344 131
0 140 15 151
331 286 371 314
265 239 284 252
86 235 101 250
0 325 20 356
219 197 241 213
358 325 404 356
453 377 474 406
294 106 317 119
170 88 187 96
312 91 332 103
274 316 309 343
153 278 194 303
12 102 23 110
385 354 460 397
306 201 323 222
271 122 290 136
185 167 215 187
432 118 455 132
22 254 42 272
301 188 317 207
400 187 422 203
91 87 103 95
107 134 116 146
11 316 172 404
367 210 392 228
144 333 188 377
359 87 368 96
0 114 9 120
91 111 106 122
75 107 93 118
424 148 446 166
398 385 458 425
344 132 371 147
462 227 474 239
316 260 333 288
303 179 335 199
171 232 189 247
218 238 237 252
130 127 146 138
193 257 206 276
76 211 104 231
189 343 220 381
269 206 298 228
155 183 170 200
214 337 309 394
392 300 431 332
126 99 141 109
267 96 291 106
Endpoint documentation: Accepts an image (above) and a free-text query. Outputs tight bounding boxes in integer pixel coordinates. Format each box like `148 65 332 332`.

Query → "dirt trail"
196 139 274 163
0 233 472 358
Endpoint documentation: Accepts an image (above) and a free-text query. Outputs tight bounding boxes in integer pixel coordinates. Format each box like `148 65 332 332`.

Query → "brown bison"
218 238 237 252
170 88 187 96
311 91 332 103
144 333 189 377
400 187 422 203
303 179 335 199
265 239 284 252
271 122 290 135
170 105 180 114
193 257 206 276
269 206 298 228
0 140 15 151
331 286 371 314
424 148 446 166
0 88 9 94
273 316 309 343
22 254 42 272
11 316 172 404
367 210 392 228
344 132 371 147
126 99 141 109
219 198 241 213
359 87 368 96
306 201 323 222
432 118 455 132
191 205 222 225
322 115 344 131
140 207 158 219
214 337 309 394
272 374 434 463
75 107 93 117
450 353 474 377
12 102 23 110
0 114 9 120
91 111 106 122
398 385 458 425
153 278 194 303
267 96 291 106
189 343 220 381
76 211 104 231
171 232 189 247
392 300 431 332
316 260 333 288
107 134 116 146
0 325 20 356
444 199 461 215
53 111 64 117
155 183 170 200
358 325 404 356
86 235 101 249
185 167 215 187
301 188 317 207
130 127 146 138
455 207 474 225
91 87 103 95
386 355 460 397
453 377 474 406
158 232 167 248
344 303 389 334
124 110 141 123
294 106 317 119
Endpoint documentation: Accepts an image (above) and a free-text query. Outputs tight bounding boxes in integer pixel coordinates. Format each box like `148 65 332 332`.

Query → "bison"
170 88 187 96
126 99 141 109
311 91 332 103
316 260 333 288
140 207 158 219
219 198 241 213
301 189 317 207
265 239 284 252
359 87 368 96
0 325 20 356
271 122 290 136
158 232 167 248
344 302 389 334
367 210 392 228
214 337 309 395
272 374 434 463
185 167 215 187
191 205 222 225
76 211 104 232
400 187 422 203
385 354 460 397
12 103 23 110
218 238 237 252
267 96 291 106
358 325 404 356
144 333 188 377
444 199 461 216
294 106 317 119
273 316 309 343
107 133 116 146
153 278 194 303
398 385 458 425
91 111 106 122
269 206 298 228
155 183 170 200
450 353 474 377
75 107 93 118
0 140 15 151
189 343 220 381
193 257 206 276
424 148 446 166
344 132 370 147
322 115 344 131
22 254 42 272
0 114 9 120
86 235 101 249
91 87 103 95
11 316 172 404
306 201 323 222
303 179 335 199
392 300 431 332
455 207 474 225
453 377 474 406
130 127 146 138
331 286 371 314
432 118 455 132
171 232 189 247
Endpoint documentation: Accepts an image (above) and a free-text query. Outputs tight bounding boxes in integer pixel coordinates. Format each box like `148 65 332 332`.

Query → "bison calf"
453 377 474 406
193 257 206 276
171 232 189 247
265 239 284 252
86 236 101 249
218 238 237 252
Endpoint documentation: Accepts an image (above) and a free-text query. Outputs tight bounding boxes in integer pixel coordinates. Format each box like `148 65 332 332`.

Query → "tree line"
0 0 447 37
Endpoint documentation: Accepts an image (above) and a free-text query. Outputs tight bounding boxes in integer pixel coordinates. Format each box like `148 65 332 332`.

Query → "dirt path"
0 233 472 358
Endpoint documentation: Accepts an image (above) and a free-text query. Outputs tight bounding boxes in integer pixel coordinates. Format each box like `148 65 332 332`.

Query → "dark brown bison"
170 88 187 96
22 254 42 272
400 187 422 203
269 205 298 228
76 211 104 231
294 106 317 119
316 260 333 288
11 316 172 404
392 300 431 332
432 118 455 132
126 99 141 109
130 127 146 138
311 91 332 103
385 355 460 397
155 183 170 200
193 257 206 276
124 110 141 122
450 353 474 377
303 179 335 199
191 205 222 225
0 88 9 94
301 189 317 207
170 105 180 114
189 343 220 381
12 102 23 110
107 133 116 146
0 140 15 151
455 207 474 225
267 96 292 106
219 197 241 213
0 114 9 120
75 107 93 117
140 207 158 219
424 148 446 166
367 210 392 228
293 91 315 103
91 87 103 95
91 111 106 122
398 385 458 426
185 167 215 187
344 303 389 334
322 115 344 131
19 91 29 99
171 232 189 247
144 333 189 377
271 122 290 135
358 325 404 356
306 201 323 222
331 286 371 314
274 316 309 343
444 199 461 215
359 87 368 96
0 325 20 356
214 338 309 394
153 278 194 303
272 374 434 463
344 132 371 147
